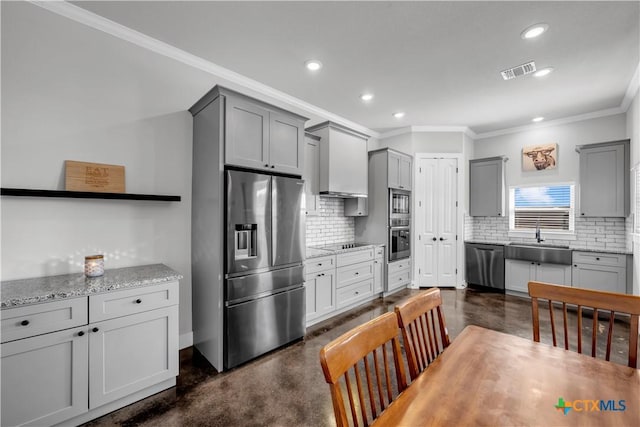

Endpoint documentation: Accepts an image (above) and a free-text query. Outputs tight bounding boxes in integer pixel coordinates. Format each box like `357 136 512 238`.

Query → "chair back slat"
606 311 615 361
591 308 598 357
395 289 451 381
528 281 640 368
320 312 408 427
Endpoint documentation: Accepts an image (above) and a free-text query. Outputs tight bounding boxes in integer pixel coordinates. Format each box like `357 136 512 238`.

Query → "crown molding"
379 125 476 140
621 61 640 112
474 107 624 140
30 0 379 139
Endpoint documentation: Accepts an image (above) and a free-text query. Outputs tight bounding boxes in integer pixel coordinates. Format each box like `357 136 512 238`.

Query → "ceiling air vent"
500 61 537 80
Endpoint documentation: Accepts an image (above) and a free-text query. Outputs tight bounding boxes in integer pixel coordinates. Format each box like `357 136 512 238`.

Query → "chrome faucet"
535 220 544 244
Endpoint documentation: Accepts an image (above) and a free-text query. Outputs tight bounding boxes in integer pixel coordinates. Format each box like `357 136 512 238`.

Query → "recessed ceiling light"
532 116 544 122
393 112 405 119
534 67 554 78
360 93 374 102
305 60 322 71
521 23 549 39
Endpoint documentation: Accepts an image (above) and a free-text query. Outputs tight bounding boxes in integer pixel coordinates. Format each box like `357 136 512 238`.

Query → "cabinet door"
225 95 269 170
316 271 336 317
469 158 504 217
269 112 304 175
304 276 318 320
344 198 368 216
388 152 401 189
303 136 320 215
505 259 534 292
373 258 384 293
535 263 571 286
572 264 626 294
89 306 178 409
1 327 88 427
398 156 412 190
579 143 627 217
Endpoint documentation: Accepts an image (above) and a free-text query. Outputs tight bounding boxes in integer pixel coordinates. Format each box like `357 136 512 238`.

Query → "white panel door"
416 159 438 286
437 158 458 286
416 157 458 287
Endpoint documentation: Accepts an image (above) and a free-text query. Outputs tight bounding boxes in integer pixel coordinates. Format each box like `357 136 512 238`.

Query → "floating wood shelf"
1 188 181 202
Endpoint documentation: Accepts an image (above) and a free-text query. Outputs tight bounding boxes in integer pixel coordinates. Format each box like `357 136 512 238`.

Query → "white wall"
1 2 198 343
473 114 628 187
373 130 465 155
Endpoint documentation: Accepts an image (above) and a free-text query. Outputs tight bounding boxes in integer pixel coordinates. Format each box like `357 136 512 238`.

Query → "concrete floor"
84 287 632 427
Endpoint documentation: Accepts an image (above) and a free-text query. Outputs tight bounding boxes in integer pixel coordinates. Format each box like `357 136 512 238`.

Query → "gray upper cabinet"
388 151 412 190
344 197 368 216
303 133 320 216
577 139 630 217
191 86 307 176
306 121 369 197
469 156 506 217
226 96 269 170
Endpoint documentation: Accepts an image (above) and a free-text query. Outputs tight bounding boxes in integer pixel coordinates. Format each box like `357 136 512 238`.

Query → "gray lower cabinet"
336 250 374 308
572 251 627 294
469 156 506 217
373 246 385 294
577 139 629 217
1 326 89 426
505 259 571 293
388 259 411 293
304 255 336 324
1 281 179 426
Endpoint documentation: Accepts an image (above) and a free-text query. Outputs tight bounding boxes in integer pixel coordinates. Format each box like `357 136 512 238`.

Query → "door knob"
432 237 437 241
92 327 99 333
439 237 445 241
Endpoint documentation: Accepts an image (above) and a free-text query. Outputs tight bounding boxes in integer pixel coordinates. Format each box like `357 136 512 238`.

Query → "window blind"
511 185 574 231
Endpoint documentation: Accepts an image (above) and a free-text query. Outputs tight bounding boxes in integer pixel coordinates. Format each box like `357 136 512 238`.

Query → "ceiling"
20 1 640 136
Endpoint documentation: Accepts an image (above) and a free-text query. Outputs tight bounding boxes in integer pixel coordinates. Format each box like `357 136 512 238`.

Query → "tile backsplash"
305 198 355 247
468 215 629 251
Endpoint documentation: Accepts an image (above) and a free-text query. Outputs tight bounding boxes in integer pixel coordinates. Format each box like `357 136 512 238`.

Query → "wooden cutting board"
65 160 125 193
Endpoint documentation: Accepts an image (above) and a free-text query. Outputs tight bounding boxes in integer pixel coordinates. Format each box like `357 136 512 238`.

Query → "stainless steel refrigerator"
224 169 305 369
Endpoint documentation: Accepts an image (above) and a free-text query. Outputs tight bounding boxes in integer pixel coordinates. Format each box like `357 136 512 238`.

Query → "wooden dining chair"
394 288 450 381
319 312 407 427
528 281 640 368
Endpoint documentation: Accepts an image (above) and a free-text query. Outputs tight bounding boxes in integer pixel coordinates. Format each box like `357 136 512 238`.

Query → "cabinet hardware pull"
264 164 269 167
135 298 142 304
78 331 85 337
271 165 275 169
20 320 29 326
596 257 600 261
355 272 359 275
355 291 359 295
439 237 445 241
92 327 99 333
432 237 437 241
574 265 577 267
581 213 585 216
317 263 322 266
531 262 535 265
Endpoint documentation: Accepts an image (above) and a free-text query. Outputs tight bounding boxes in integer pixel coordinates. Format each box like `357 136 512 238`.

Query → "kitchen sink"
504 243 572 265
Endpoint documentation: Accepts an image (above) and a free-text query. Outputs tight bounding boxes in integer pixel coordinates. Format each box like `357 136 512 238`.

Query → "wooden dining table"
374 325 640 426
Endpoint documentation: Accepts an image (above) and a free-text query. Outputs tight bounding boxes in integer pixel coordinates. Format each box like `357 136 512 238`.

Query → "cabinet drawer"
337 279 373 308
388 259 411 275
89 281 179 323
336 249 374 267
337 262 374 288
305 255 335 274
374 246 385 259
1 298 88 343
388 271 411 289
572 251 626 267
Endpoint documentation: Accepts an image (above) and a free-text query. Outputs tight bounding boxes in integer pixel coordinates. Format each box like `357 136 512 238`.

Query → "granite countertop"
1 264 183 309
307 243 384 257
306 247 334 259
464 240 632 255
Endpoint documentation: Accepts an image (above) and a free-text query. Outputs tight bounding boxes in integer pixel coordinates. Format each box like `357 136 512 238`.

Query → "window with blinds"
509 184 575 232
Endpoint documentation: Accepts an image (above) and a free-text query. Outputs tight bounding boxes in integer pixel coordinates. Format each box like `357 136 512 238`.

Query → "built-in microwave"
389 189 410 216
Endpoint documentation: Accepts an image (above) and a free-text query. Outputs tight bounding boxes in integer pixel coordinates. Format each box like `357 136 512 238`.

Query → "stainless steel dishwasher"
465 242 505 292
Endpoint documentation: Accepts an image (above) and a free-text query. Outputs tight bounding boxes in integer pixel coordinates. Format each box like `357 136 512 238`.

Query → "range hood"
306 121 369 198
